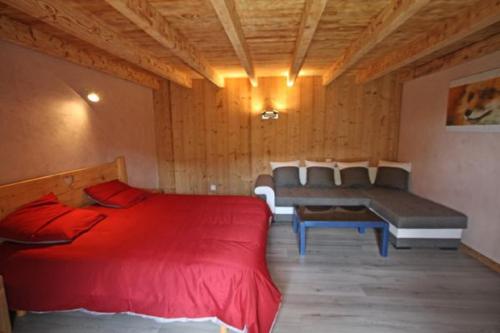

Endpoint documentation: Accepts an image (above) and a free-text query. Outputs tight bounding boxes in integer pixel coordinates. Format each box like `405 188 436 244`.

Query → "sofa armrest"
255 174 274 189
254 174 276 213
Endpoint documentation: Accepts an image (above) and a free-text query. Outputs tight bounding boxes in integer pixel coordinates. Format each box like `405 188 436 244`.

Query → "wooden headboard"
0 157 128 220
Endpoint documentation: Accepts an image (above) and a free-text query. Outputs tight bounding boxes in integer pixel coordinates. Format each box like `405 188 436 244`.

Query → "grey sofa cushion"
273 167 300 187
275 187 370 206
306 167 335 188
363 188 467 229
375 167 409 191
340 167 372 188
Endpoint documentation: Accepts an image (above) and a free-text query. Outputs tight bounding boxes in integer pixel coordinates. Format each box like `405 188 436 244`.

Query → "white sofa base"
388 224 463 239
272 205 464 248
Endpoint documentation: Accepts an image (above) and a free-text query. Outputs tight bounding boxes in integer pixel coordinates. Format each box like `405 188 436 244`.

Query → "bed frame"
0 157 127 220
0 157 229 333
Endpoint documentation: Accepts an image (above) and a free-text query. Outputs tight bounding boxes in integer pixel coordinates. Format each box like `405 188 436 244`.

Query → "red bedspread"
0 194 281 333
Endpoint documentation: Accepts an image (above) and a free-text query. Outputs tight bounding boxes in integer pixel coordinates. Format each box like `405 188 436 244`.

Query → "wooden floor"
13 223 500 333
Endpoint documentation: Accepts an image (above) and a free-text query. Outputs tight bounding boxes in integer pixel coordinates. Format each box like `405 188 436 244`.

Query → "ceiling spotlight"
87 92 100 103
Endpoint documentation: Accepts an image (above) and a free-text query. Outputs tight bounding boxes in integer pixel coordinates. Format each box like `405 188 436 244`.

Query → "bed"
0 157 281 333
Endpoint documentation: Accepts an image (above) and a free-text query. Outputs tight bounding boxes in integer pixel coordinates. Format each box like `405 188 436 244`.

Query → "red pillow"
84 180 148 208
0 193 72 242
84 180 129 202
0 193 106 244
35 209 106 243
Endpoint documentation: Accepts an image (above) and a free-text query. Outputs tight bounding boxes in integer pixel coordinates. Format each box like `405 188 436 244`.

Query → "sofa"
254 161 467 249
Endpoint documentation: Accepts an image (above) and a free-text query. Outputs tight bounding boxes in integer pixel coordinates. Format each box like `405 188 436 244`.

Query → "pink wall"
398 51 500 263
0 41 158 188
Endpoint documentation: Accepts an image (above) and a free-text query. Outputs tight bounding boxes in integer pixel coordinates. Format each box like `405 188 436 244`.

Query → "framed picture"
446 68 500 132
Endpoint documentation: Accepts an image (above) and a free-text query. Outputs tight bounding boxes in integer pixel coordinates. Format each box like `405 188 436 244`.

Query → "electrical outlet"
325 158 332 162
209 184 217 192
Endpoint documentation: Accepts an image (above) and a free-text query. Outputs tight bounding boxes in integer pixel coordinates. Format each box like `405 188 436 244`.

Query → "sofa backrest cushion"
375 167 409 191
306 167 336 188
273 167 300 188
340 167 372 188
378 160 411 172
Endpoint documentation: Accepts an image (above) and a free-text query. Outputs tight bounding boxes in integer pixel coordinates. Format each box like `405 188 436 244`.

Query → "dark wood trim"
460 243 500 274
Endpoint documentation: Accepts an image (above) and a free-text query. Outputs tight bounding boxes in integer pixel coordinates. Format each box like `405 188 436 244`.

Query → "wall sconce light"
261 106 279 120
87 92 101 103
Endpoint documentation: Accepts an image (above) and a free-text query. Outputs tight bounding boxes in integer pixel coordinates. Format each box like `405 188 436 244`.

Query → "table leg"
381 224 389 257
299 223 306 256
292 213 298 234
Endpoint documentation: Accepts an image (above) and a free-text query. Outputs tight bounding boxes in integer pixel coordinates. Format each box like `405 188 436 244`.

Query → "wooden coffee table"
292 206 389 257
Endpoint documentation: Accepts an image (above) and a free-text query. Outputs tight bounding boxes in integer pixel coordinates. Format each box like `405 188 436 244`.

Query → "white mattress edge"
31 309 247 333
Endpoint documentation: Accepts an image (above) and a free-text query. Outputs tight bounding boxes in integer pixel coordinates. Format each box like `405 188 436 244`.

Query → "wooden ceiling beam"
0 0 192 88
0 15 160 89
288 0 327 86
322 0 430 86
357 0 500 83
105 0 224 88
412 33 500 80
209 0 257 87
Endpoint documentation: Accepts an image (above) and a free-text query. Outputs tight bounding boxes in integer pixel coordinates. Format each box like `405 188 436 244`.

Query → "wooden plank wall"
168 79 253 194
153 80 176 193
156 74 402 195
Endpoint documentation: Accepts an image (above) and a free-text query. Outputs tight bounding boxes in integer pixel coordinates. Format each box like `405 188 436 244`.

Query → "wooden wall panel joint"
154 80 177 192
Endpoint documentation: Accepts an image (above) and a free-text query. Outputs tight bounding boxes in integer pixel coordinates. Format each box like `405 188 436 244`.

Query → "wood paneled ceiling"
0 0 499 88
